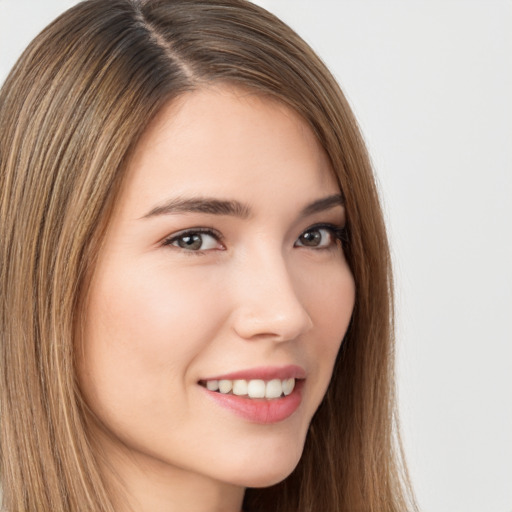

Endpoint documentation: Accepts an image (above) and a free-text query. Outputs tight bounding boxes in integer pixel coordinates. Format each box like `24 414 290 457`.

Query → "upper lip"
201 364 306 382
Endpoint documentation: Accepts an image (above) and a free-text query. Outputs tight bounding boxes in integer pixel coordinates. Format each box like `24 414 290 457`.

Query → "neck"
92 429 245 512
115 461 244 512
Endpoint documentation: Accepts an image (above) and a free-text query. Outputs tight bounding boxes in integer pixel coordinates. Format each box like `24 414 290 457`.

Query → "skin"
78 85 356 512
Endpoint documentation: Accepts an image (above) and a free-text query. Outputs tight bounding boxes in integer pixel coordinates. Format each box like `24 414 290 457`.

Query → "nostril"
229 257 313 341
231 305 313 342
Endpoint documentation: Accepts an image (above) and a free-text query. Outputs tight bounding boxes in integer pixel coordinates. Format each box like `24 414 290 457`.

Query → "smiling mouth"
199 378 297 399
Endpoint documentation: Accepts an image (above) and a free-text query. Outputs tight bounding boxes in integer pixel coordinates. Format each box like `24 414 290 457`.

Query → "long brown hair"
0 1 417 510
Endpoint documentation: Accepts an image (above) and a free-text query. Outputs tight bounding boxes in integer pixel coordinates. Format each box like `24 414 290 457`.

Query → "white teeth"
218 380 232 394
204 378 296 399
232 379 248 396
282 378 295 396
206 380 219 391
265 379 283 399
247 379 266 398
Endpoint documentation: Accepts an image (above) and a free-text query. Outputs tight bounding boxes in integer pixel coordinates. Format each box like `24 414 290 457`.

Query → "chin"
222 442 304 489
243 466 297 489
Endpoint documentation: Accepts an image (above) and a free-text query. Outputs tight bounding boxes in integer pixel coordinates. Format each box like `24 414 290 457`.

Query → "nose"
230 251 313 343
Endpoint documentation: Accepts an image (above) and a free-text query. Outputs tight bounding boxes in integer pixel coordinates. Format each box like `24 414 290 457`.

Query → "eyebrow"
300 194 345 216
142 197 251 219
141 193 344 220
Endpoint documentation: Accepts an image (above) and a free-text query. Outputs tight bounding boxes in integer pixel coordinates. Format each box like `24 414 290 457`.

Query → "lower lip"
201 381 304 424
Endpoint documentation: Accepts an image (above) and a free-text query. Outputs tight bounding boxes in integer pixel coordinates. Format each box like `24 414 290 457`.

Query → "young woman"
0 1 417 511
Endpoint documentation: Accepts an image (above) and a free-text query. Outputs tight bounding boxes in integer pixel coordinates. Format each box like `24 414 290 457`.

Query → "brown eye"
165 230 222 252
175 234 203 250
298 230 322 246
295 226 339 249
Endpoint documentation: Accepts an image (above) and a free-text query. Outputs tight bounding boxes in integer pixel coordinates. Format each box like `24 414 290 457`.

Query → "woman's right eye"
163 229 223 252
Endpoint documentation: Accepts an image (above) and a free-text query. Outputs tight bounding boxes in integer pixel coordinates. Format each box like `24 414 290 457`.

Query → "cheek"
77 261 226 420
309 257 354 327
85 260 220 356
301 261 355 390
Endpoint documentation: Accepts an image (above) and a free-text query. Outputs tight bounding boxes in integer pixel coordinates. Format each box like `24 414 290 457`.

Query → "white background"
1 1 511 511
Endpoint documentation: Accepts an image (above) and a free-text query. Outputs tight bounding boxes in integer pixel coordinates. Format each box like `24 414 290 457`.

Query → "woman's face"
79 86 355 495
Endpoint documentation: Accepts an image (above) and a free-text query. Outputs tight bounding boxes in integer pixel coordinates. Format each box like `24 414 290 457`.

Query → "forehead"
118 85 338 218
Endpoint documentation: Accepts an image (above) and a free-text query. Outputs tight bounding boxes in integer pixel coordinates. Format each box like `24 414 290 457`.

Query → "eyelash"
162 223 347 255
162 227 224 254
295 223 347 250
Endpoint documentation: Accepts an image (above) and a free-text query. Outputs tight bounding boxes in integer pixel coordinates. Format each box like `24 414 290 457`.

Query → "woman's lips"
199 365 305 424
201 364 306 382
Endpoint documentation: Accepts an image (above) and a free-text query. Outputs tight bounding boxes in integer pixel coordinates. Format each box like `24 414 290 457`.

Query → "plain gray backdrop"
1 1 511 511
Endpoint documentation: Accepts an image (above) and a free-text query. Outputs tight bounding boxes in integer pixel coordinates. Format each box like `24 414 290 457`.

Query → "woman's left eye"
294 225 344 249
163 229 223 252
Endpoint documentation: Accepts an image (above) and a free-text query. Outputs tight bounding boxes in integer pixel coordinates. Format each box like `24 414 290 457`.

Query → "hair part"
0 1 417 511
